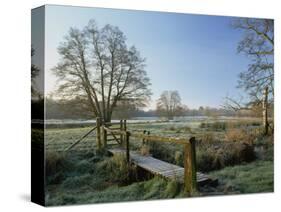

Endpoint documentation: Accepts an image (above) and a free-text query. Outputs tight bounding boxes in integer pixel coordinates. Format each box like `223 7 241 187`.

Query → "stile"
108 131 121 144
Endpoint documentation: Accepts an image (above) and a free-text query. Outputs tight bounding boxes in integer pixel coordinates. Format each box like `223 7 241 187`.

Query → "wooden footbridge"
108 147 214 187
65 118 217 194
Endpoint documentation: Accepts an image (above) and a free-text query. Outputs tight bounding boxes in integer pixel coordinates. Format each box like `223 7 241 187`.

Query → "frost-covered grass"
46 151 273 205
45 152 185 206
45 117 263 152
209 160 273 194
45 127 96 151
44 117 273 205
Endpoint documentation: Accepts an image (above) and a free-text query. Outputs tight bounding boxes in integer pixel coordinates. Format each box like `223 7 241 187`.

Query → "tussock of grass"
95 154 136 185
196 142 256 172
164 180 181 198
225 128 256 144
199 132 216 144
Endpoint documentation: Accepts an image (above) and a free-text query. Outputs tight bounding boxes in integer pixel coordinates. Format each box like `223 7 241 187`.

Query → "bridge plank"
108 147 217 186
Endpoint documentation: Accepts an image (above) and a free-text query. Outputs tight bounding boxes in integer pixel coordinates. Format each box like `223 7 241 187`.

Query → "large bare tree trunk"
263 86 269 135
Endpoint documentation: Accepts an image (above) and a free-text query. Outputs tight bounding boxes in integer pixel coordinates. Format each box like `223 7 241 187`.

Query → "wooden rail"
131 132 189 144
103 127 188 144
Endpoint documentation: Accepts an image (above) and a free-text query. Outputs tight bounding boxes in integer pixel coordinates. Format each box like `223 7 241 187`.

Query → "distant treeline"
43 98 270 120
46 98 94 120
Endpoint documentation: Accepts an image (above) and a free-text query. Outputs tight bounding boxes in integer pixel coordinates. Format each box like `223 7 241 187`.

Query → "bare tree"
225 18 274 108
53 20 151 123
224 18 274 134
235 18 274 100
156 90 184 120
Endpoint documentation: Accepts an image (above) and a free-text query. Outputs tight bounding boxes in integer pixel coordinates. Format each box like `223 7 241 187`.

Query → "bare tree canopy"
156 90 185 120
224 18 274 112
53 20 152 122
234 18 274 100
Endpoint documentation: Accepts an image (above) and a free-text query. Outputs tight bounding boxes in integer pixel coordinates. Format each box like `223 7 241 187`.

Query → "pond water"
45 116 259 125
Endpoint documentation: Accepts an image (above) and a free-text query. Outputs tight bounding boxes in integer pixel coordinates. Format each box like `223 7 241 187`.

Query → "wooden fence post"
96 117 101 150
122 120 127 148
103 126 107 148
100 125 107 149
124 120 127 131
184 137 197 194
125 131 130 163
120 120 123 145
101 125 104 148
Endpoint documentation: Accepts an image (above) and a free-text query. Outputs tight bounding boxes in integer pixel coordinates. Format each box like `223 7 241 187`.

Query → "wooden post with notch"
96 117 101 150
125 131 130 163
184 137 197 194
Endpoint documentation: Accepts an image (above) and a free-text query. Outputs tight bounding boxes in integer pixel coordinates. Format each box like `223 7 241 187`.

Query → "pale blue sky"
41 5 250 109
